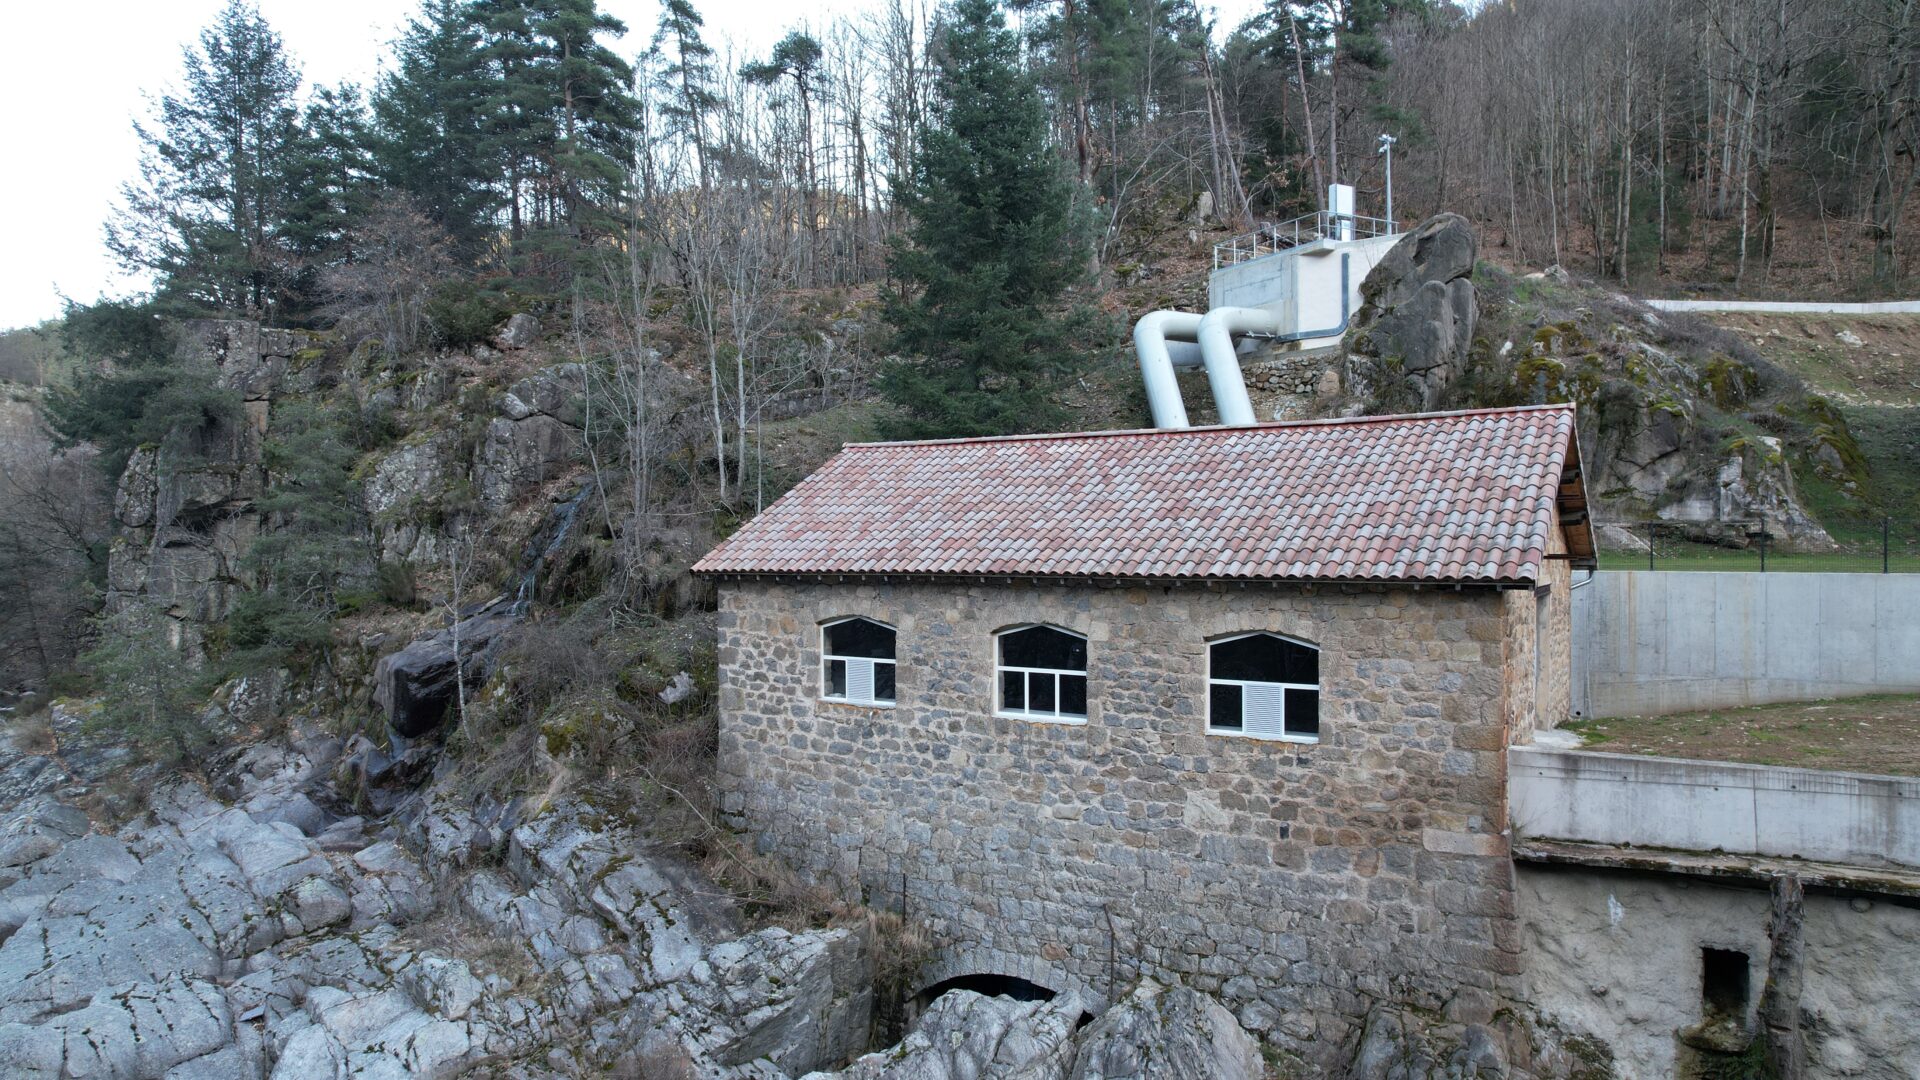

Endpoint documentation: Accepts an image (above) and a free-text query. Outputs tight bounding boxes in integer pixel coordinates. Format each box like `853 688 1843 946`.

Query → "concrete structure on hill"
696 405 1593 1069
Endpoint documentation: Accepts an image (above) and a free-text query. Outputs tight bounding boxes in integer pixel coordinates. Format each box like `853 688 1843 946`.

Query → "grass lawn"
1562 693 1920 776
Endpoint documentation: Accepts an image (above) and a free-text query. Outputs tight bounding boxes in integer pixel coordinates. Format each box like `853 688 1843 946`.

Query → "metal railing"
1212 211 1400 268
1598 518 1920 574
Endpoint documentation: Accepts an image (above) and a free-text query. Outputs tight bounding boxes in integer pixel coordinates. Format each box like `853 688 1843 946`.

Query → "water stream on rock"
513 485 590 613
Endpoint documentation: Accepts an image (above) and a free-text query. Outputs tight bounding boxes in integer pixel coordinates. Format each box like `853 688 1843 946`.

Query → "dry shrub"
9 713 55 754
401 903 547 995
447 716 547 803
868 908 934 994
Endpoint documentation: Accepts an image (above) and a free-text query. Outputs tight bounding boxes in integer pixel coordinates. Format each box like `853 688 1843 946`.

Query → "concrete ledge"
1645 298 1920 314
1513 838 1920 899
1511 745 1920 869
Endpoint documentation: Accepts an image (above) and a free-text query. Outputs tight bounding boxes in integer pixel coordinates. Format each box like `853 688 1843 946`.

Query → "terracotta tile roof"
695 404 1594 585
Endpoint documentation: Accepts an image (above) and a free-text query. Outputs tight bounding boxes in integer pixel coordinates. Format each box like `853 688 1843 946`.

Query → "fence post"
1887 517 1893 575
1759 530 1768 573
1646 522 1655 571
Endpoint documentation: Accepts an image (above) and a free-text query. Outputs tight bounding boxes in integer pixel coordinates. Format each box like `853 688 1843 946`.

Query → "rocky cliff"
0 697 1290 1078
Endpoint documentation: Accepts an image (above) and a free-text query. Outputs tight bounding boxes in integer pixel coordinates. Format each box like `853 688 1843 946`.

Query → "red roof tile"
695 405 1590 585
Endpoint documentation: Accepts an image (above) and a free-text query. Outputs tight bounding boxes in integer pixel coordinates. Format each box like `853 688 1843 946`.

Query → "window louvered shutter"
1243 683 1286 737
846 658 875 704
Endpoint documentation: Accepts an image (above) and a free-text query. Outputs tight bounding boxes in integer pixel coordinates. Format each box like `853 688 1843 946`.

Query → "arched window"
1208 633 1319 741
822 617 896 706
996 625 1087 723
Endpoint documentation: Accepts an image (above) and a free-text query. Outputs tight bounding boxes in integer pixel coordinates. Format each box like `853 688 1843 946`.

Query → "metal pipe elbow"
1195 307 1279 427
1132 310 1204 429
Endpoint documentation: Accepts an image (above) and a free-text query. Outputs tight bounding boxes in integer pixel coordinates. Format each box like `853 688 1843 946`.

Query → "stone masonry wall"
1537 524 1574 731
1503 521 1574 745
715 578 1527 1067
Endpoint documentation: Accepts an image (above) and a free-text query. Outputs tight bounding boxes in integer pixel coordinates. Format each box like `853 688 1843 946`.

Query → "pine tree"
42 309 242 481
472 1 638 232
281 84 377 315
230 400 372 665
743 32 825 238
81 601 212 763
651 0 720 187
877 0 1100 440
370 0 497 252
108 0 306 319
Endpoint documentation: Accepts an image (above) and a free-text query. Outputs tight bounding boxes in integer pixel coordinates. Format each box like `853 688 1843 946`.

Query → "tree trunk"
1758 873 1807 1079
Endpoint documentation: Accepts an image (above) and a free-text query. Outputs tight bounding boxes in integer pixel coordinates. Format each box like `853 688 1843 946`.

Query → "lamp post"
1377 133 1397 230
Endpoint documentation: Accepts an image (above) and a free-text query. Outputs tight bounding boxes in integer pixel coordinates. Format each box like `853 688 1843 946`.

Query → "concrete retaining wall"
1519 865 1920 1078
1510 745 1920 867
1646 298 1920 314
1570 570 1920 718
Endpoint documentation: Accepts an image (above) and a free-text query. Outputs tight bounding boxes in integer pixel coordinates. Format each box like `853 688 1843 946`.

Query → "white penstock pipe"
1193 307 1274 427
1132 310 1204 429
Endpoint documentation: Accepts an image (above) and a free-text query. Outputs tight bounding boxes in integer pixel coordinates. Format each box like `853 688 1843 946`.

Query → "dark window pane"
1001 670 1025 711
1286 688 1320 736
1031 672 1057 713
874 663 895 703
1060 675 1087 717
1000 626 1086 671
1209 683 1243 730
825 618 895 659
1211 634 1318 684
826 659 847 698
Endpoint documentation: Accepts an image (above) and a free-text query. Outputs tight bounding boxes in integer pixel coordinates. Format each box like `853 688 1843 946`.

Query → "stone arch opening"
895 972 1095 1040
913 972 1058 1012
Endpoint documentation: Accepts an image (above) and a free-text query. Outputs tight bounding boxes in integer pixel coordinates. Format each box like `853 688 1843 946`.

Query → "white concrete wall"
1208 233 1400 349
1646 297 1920 314
1511 745 1920 867
1571 570 1920 718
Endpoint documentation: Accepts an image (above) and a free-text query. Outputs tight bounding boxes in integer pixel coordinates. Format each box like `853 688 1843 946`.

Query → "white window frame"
820 617 896 708
995 625 1088 725
1206 632 1320 743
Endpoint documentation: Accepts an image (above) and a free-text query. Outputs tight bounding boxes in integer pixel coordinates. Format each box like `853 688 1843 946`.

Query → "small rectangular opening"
1701 948 1750 1018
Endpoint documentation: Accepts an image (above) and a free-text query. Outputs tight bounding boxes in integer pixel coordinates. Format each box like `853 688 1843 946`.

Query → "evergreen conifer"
878 0 1100 440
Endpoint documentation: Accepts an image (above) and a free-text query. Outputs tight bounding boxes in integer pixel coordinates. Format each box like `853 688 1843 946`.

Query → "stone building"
694 404 1595 1068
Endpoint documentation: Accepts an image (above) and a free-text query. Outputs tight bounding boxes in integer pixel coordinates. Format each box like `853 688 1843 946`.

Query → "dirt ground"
1704 311 1920 406
1563 693 1920 776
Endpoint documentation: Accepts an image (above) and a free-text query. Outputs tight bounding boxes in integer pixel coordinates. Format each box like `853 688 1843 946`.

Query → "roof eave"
695 569 1536 590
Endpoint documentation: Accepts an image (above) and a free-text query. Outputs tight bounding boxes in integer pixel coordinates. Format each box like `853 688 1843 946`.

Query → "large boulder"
1363 212 1478 311
475 365 587 509
494 312 542 350
364 431 462 567
671 925 875 1075
1348 1009 1509 1080
1343 213 1479 412
0 798 89 870
1068 981 1262 1080
813 990 1082 1080
371 602 521 737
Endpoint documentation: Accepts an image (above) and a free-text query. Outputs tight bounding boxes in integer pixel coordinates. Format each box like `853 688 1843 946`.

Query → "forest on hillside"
4 0 1920 362
5 0 1920 701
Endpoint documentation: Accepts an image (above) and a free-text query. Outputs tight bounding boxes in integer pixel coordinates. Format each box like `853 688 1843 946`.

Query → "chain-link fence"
1596 518 1920 573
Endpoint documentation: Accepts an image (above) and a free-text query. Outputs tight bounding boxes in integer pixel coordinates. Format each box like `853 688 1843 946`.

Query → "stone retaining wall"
716 577 1526 1067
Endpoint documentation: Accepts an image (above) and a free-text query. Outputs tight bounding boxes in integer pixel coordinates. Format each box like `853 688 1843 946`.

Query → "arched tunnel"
893 971 1094 1041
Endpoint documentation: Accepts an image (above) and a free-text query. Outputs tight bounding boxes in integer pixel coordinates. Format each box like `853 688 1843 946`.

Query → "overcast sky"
0 0 1260 331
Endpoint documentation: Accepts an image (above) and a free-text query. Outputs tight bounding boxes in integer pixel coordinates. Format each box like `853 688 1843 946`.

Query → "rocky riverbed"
0 703 1269 1079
